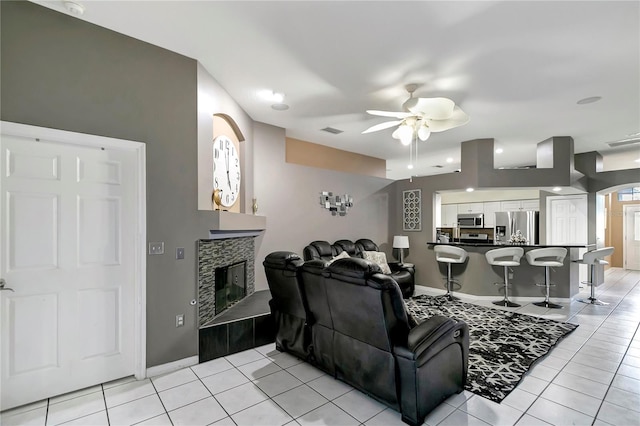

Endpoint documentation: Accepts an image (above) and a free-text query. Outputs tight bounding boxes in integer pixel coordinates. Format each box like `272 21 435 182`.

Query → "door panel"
8 294 59 374
78 196 121 266
78 288 120 359
8 192 59 270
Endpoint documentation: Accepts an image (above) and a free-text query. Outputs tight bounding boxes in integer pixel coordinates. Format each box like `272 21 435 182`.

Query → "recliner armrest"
395 315 468 366
388 262 415 275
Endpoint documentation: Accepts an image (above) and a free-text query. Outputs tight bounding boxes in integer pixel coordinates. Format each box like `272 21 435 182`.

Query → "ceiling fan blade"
427 106 470 132
404 97 455 120
362 120 403 134
366 110 412 119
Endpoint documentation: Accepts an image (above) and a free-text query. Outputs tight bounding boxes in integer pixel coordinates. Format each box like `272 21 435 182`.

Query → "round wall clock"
212 135 241 208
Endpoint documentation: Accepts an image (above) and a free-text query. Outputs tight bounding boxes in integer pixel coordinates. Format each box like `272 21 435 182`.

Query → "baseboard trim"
146 355 199 378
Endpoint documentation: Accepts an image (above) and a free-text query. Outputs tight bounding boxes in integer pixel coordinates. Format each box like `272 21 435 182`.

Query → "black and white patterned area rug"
404 295 578 403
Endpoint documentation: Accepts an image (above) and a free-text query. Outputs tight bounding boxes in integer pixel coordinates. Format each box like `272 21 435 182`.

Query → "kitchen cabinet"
521 199 540 211
442 204 459 227
500 199 539 211
483 202 501 227
457 202 484 214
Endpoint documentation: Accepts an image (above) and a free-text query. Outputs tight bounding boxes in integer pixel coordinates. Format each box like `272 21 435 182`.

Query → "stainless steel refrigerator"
494 211 539 244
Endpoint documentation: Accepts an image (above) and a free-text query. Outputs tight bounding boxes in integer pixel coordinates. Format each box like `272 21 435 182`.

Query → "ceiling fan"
362 84 470 145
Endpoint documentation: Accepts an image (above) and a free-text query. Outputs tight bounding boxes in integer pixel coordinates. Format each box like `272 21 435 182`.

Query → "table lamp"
393 235 410 265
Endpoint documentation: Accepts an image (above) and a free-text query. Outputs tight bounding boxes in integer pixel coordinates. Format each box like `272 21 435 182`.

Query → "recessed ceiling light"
635 158 640 163
576 96 602 105
495 148 503 154
553 187 562 192
258 90 284 103
271 103 289 111
466 187 474 192
64 0 85 15
446 157 453 163
407 164 414 170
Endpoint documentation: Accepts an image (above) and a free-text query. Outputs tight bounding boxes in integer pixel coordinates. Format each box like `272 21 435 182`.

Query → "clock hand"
225 148 232 187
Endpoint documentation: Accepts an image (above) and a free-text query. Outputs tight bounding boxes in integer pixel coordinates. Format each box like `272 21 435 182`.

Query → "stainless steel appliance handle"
0 278 15 292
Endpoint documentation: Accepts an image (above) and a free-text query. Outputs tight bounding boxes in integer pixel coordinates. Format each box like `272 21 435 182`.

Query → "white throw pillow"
362 251 392 274
328 250 351 264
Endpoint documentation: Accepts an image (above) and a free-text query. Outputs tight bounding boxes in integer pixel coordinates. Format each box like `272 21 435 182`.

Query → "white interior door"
624 205 640 270
1 129 141 410
547 195 588 283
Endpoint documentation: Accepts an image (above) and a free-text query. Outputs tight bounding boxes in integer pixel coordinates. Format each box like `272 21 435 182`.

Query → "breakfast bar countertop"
426 242 593 248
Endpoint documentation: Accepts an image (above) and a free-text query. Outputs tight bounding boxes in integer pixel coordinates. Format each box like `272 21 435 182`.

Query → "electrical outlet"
148 242 164 255
175 314 184 327
508 272 514 279
176 247 185 260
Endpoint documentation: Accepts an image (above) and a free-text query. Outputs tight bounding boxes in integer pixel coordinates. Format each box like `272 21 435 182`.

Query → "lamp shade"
393 235 410 249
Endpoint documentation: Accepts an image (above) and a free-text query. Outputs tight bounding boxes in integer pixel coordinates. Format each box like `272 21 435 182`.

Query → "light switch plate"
148 242 164 255
176 247 185 260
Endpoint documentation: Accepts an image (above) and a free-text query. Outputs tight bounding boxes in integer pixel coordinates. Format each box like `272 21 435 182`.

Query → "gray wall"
252 122 394 289
1 1 199 367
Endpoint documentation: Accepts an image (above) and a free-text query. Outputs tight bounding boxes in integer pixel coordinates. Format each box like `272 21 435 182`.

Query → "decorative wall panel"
403 189 422 231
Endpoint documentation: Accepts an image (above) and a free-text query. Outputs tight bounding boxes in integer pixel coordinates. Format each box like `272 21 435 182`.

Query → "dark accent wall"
1 2 199 367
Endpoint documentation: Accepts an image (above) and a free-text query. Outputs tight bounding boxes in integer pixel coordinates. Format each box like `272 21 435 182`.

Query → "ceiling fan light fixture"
397 124 413 146
418 125 431 141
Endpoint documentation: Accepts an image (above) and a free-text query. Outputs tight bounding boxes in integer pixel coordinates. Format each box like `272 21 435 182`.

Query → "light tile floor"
2 268 639 426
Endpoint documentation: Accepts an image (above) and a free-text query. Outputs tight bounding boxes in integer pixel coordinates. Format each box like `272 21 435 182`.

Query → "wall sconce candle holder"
320 191 353 216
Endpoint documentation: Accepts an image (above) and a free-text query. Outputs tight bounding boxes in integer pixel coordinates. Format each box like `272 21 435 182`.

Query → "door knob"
0 278 14 292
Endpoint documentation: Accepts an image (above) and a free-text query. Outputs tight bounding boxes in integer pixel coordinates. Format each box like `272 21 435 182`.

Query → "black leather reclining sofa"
263 251 469 426
303 238 415 298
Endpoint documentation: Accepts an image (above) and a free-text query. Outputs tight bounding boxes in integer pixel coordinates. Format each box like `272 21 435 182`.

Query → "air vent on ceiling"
607 137 640 148
321 127 343 135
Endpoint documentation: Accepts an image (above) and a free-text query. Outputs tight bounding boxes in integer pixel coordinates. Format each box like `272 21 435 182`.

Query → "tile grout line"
190 364 234 423
101 384 111 426
146 376 173 426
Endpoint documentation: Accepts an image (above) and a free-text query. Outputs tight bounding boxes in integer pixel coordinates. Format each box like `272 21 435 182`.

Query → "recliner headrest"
356 238 378 252
326 257 382 280
333 239 357 255
310 240 334 257
263 251 303 271
301 259 329 275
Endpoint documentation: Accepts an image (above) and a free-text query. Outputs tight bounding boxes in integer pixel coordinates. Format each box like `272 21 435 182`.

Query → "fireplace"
214 261 246 314
197 236 256 328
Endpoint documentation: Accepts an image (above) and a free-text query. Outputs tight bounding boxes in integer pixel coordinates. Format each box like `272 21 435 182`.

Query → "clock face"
213 135 241 207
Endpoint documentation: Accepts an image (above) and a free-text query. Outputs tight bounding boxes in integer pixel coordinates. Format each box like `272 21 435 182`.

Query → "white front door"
624 205 640 270
1 127 143 410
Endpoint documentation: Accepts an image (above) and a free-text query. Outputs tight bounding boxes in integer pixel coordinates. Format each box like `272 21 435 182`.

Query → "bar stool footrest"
492 299 521 308
578 297 608 305
533 301 563 309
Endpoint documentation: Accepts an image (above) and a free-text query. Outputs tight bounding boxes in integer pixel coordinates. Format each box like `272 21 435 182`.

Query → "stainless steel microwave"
457 213 484 228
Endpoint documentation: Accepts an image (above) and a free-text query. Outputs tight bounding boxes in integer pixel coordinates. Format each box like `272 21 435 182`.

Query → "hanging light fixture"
417 121 431 141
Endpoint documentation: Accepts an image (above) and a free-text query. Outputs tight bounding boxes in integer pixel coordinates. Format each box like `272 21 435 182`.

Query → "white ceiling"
34 1 640 180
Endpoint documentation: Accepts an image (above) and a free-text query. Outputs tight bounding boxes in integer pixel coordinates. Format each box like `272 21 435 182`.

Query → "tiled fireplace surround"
197 236 274 362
